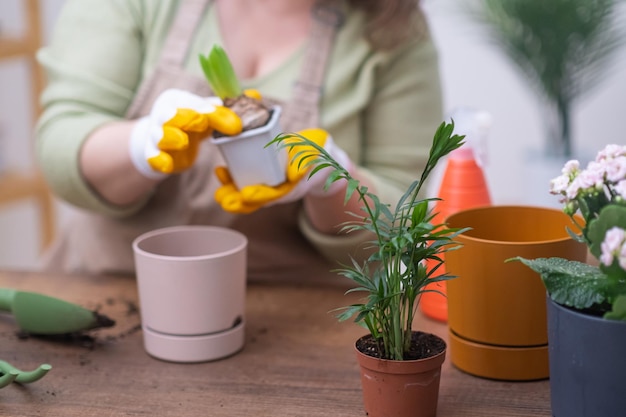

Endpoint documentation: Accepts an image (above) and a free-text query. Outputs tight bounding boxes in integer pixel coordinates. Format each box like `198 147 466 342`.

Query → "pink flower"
562 159 580 175
584 161 608 185
604 156 626 183
565 177 582 200
566 168 603 199
600 227 626 267
550 160 579 196
596 144 626 162
549 174 570 195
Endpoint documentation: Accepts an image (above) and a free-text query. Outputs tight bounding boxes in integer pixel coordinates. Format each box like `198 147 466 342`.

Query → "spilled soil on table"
11 296 141 350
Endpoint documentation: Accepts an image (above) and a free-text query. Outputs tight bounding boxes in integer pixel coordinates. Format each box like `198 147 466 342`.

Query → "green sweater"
36 0 443 265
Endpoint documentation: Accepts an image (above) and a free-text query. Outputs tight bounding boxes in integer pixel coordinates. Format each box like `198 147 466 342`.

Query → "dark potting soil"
356 331 446 361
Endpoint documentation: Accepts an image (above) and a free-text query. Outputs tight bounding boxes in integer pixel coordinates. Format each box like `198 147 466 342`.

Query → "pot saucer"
142 320 245 363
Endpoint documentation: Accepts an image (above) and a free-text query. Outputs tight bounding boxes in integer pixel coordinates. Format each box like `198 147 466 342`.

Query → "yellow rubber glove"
214 128 352 214
130 89 242 179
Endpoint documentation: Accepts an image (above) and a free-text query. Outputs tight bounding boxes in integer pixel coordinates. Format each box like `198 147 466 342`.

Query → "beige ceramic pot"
444 205 587 380
133 225 248 363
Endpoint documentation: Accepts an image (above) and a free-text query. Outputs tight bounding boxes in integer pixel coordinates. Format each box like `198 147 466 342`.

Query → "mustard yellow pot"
444 206 587 381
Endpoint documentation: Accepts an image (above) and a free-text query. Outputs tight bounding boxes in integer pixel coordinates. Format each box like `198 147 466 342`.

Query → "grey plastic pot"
547 296 626 417
210 106 286 189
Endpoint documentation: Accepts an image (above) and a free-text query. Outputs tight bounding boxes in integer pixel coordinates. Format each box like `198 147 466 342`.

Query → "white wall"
423 0 626 206
0 0 624 269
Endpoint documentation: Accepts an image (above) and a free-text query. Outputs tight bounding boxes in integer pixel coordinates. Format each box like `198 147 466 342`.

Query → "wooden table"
0 270 551 416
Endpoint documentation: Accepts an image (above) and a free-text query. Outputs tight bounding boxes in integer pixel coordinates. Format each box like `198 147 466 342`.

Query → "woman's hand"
129 89 242 179
214 128 353 214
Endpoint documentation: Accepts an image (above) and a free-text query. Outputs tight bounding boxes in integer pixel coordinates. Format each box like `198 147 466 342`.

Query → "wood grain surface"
0 270 551 416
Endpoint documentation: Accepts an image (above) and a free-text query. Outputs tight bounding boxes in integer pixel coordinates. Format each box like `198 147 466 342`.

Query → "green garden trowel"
0 360 52 388
0 288 115 335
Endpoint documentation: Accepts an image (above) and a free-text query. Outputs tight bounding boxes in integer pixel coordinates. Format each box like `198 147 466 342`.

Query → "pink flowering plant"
513 144 626 321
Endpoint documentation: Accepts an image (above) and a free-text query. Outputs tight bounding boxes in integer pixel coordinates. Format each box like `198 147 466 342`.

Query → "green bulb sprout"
199 44 243 100
199 44 271 133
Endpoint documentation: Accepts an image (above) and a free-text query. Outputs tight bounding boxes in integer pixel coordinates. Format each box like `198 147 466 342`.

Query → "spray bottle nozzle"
448 107 492 167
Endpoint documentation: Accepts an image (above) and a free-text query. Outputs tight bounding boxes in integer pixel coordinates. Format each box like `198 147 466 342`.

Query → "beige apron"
43 0 346 283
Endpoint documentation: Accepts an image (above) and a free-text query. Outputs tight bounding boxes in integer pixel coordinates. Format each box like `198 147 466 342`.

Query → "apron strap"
280 1 345 132
125 0 213 118
159 0 214 67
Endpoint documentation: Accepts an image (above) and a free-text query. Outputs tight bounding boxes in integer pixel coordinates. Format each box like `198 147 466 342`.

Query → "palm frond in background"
467 0 625 157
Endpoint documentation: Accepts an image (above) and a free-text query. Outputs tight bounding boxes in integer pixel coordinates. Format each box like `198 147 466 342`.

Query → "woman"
35 0 443 282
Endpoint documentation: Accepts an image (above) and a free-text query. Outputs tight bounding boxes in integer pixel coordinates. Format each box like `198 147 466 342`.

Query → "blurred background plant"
466 0 626 158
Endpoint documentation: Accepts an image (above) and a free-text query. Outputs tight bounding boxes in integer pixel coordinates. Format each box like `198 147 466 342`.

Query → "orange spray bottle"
420 108 493 322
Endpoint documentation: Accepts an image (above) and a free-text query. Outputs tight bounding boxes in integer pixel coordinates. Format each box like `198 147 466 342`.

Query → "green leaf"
411 200 429 225
397 181 419 211
198 45 242 99
511 257 609 309
587 205 626 259
604 295 626 321
345 180 359 204
335 304 365 322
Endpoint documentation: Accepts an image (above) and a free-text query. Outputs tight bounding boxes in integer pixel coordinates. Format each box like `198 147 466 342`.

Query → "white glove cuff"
129 117 167 180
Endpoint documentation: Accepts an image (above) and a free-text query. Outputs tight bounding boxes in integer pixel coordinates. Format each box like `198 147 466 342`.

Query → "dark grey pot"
547 296 626 417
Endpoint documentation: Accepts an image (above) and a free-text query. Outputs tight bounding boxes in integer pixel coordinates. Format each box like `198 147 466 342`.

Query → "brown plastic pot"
354 333 446 417
444 205 587 381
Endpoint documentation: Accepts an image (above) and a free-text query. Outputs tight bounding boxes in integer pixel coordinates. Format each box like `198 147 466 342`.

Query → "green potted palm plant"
467 0 624 158
270 121 468 417
511 144 626 416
